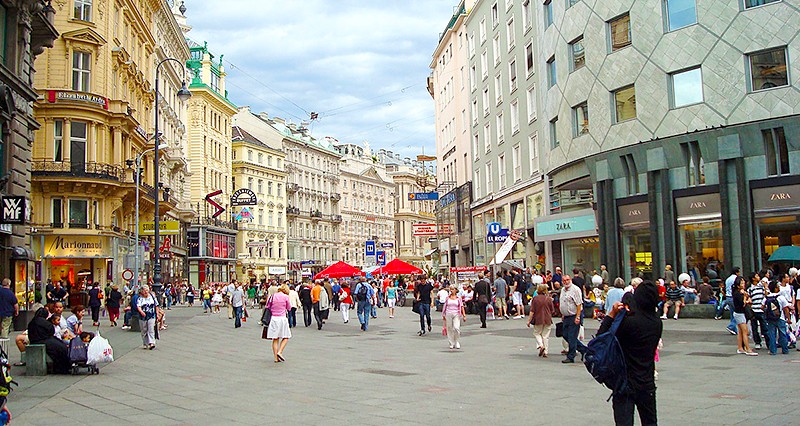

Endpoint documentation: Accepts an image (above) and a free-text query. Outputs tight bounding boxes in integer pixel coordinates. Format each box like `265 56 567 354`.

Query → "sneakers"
754 343 762 350
504 314 510 319
714 316 721 320
455 342 460 349
737 349 745 354
513 315 523 319
727 328 737 335
561 359 574 364
673 315 678 320
449 344 454 349
660 315 668 320
745 351 758 356
121 325 130 330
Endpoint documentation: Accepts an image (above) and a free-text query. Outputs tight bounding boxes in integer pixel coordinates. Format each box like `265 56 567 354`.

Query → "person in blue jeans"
354 280 374 331
721 268 742 335
415 279 434 336
764 281 791 355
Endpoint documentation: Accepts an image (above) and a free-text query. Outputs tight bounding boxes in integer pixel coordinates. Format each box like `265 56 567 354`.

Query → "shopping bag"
87 331 114 365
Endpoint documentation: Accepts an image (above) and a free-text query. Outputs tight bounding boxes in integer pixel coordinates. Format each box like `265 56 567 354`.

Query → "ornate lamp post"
152 58 192 297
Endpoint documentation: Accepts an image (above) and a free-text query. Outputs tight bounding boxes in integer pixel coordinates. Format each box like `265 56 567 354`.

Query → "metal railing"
287 183 300 192
32 160 126 181
330 193 341 201
190 216 238 231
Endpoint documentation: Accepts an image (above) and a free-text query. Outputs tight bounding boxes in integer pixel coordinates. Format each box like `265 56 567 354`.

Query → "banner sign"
412 223 437 236
139 220 180 235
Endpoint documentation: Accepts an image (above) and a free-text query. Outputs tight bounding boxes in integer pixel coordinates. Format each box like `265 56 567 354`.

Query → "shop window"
51 198 63 227
68 199 88 228
72 51 91 91
682 141 705 186
749 47 788 91
614 85 637 122
609 13 631 52
53 120 63 161
763 127 789 176
74 0 92 21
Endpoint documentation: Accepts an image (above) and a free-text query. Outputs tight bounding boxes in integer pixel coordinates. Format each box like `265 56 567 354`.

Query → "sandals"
276 353 285 362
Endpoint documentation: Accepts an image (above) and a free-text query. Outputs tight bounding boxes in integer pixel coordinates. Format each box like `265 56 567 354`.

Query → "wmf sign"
0 196 26 224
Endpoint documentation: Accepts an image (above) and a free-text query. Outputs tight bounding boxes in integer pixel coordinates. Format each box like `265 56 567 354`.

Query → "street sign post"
365 241 376 257
376 251 386 266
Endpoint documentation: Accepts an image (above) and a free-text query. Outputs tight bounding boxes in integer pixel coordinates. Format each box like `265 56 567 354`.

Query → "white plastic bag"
87 332 114 365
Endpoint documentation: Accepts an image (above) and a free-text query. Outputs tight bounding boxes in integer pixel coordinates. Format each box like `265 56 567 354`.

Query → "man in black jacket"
473 273 491 328
599 281 663 426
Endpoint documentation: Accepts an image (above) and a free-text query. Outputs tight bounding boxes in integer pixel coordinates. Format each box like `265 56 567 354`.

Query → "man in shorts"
660 281 685 320
492 272 509 320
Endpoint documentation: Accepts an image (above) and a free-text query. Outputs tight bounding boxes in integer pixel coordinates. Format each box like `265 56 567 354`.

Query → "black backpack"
764 295 782 321
576 310 628 400
356 284 368 302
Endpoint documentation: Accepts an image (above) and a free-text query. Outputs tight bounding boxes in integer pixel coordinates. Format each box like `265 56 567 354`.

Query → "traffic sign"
122 269 134 281
365 240 376 256
487 222 502 236
376 251 386 266
408 192 439 201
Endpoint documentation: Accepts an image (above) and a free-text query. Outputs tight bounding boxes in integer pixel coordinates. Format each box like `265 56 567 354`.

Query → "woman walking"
87 284 102 326
339 282 352 323
527 283 555 357
106 284 123 326
733 278 757 356
266 284 292 362
136 285 159 350
386 281 398 318
186 284 195 307
442 285 466 349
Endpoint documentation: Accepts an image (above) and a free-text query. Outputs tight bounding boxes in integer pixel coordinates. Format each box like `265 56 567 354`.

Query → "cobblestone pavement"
6 304 800 425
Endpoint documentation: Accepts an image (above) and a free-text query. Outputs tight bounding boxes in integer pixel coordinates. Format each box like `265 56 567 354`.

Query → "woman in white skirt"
266 284 292 362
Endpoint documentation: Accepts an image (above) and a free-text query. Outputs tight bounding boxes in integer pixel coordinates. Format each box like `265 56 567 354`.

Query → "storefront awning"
424 248 439 259
10 246 34 260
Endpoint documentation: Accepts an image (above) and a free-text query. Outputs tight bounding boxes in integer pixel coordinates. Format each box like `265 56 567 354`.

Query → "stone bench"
25 344 47 376
664 303 729 319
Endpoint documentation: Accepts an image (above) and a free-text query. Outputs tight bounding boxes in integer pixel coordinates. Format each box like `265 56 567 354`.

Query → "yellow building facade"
31 0 189 290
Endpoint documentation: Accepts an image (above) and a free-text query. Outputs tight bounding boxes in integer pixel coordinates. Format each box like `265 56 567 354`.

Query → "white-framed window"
498 154 506 189
526 85 537 122
72 51 91 91
472 99 478 125
493 35 501 65
570 36 585 71
509 59 517 91
511 100 520 133
748 47 789 91
481 51 488 79
483 88 490 116
469 33 476 57
484 123 491 153
528 132 539 174
494 74 503 104
68 198 89 227
507 17 516 50
665 0 697 31
469 65 476 91
496 112 504 143
573 102 589 136
670 67 703 107
74 0 92 21
54 119 63 162
248 177 253 190
486 162 493 193
480 18 487 43
491 2 499 27
70 121 87 162
473 133 480 159
257 179 263 194
525 42 534 76
522 0 532 32
475 169 481 198
512 144 521 182
268 181 273 195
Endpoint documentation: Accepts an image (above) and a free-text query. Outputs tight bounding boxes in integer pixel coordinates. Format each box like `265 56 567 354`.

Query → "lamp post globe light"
152 58 192 297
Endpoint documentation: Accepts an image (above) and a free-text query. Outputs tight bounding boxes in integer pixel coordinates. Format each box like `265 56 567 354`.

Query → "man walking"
415 278 434 335
225 280 236 320
559 275 583 363
311 280 328 330
354 279 374 331
299 282 313 327
0 279 18 339
601 281 663 425
473 273 491 328
231 282 244 328
492 272 509 319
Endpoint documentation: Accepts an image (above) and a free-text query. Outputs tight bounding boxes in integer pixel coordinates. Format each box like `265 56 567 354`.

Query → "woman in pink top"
266 284 292 362
442 285 466 350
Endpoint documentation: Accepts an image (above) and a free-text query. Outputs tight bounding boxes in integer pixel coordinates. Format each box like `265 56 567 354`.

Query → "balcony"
32 160 125 181
310 210 323 220
330 214 342 223
330 193 341 202
286 206 301 216
287 183 300 193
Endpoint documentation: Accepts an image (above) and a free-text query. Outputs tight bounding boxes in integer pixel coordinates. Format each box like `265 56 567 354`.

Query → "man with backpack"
764 281 791 355
354 279 374 331
600 281 663 426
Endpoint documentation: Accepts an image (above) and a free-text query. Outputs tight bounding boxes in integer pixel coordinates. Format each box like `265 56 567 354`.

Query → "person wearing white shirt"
436 287 449 311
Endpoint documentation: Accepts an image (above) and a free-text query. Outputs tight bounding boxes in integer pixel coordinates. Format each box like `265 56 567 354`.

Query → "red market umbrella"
313 261 364 280
374 259 423 275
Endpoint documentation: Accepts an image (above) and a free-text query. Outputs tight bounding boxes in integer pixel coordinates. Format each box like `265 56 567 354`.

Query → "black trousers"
612 388 657 426
302 304 312 327
313 302 324 329
477 301 488 326
750 311 767 345
90 305 100 323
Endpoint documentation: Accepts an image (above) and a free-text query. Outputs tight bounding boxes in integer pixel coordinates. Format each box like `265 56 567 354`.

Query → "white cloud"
183 0 455 159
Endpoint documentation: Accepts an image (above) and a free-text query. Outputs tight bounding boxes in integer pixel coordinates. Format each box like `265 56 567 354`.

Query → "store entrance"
757 215 800 267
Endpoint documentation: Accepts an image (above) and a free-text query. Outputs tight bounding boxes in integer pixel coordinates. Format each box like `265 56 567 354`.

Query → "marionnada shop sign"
43 235 111 258
47 90 109 110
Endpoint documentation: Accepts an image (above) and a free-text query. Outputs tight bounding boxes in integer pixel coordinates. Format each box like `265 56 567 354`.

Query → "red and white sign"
412 223 437 236
438 223 455 235
121 269 134 281
449 266 487 273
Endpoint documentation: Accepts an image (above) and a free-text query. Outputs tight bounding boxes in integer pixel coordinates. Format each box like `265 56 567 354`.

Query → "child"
212 290 223 313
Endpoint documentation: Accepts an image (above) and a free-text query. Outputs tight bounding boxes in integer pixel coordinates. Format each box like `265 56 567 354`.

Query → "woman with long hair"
732 278 757 356
442 285 466 349
266 284 292 362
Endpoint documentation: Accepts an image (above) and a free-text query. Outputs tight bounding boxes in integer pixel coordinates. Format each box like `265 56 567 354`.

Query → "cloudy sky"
183 0 457 159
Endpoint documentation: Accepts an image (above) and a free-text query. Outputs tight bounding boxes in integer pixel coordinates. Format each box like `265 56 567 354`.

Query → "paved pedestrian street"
8 305 800 425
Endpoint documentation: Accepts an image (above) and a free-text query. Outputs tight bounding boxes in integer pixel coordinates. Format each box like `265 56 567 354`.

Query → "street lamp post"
152 58 192 298
128 143 168 290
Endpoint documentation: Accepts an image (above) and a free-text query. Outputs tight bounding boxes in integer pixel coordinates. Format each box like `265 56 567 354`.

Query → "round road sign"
122 269 134 281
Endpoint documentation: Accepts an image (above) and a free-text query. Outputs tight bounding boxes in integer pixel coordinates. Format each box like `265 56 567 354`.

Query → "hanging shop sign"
47 90 109 109
0 196 26 224
43 235 111 258
412 223 437 236
231 188 258 206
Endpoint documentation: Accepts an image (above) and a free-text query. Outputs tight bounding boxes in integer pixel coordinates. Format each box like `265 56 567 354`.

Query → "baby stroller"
68 334 99 375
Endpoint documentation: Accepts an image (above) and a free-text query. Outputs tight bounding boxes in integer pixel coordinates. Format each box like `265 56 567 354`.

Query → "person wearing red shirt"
657 279 667 311
339 282 353 323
